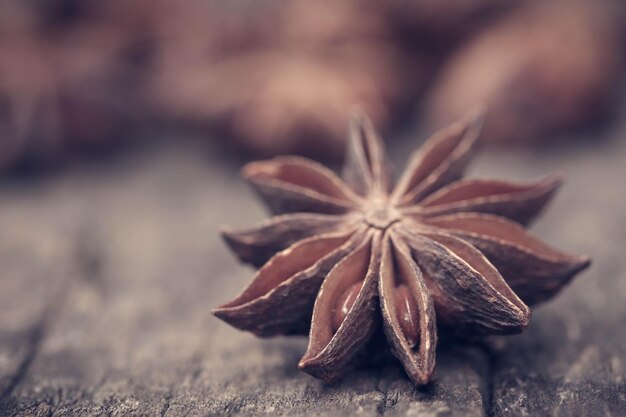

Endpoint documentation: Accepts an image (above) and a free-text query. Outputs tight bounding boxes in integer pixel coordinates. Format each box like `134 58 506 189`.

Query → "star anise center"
363 204 402 230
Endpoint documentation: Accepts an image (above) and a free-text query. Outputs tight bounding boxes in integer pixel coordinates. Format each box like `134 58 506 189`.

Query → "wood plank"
2 116 626 415
0 187 78 405
0 144 490 416
483 129 626 416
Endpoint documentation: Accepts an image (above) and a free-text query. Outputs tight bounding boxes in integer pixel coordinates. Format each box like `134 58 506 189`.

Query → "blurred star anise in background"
0 1 148 170
424 0 625 144
0 0 624 171
147 0 428 158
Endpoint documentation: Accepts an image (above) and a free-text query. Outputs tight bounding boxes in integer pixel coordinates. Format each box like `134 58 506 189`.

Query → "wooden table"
0 120 625 416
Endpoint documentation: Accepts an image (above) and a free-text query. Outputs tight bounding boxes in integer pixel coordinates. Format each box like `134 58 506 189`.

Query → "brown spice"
425 0 624 144
214 109 590 385
149 0 421 159
0 1 146 169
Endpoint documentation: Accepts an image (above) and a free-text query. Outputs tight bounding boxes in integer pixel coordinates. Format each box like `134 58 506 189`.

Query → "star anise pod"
148 0 422 159
0 0 145 170
213 109 590 385
425 0 623 145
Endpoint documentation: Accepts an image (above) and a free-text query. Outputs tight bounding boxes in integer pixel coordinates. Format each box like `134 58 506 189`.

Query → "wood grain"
1 119 625 416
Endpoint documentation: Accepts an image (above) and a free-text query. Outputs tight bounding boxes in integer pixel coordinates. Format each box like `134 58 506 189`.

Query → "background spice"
0 0 624 170
424 0 625 144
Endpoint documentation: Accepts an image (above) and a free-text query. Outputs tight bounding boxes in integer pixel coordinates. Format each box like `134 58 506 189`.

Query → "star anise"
213 109 590 385
425 0 623 145
0 0 145 170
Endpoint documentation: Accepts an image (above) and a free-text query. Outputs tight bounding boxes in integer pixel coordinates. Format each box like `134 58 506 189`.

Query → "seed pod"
379 235 436 385
426 0 624 144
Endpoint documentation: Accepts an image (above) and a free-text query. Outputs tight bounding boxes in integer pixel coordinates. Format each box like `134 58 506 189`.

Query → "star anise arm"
379 232 436 385
398 226 531 335
410 175 562 225
342 114 392 196
299 231 381 383
213 230 363 337
221 213 355 267
423 213 591 305
243 156 362 214
391 108 484 205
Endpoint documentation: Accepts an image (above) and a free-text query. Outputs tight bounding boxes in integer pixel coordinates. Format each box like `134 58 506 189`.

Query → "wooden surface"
0 118 625 416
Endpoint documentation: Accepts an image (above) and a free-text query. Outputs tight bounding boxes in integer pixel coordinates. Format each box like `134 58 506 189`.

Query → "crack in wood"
160 391 173 417
476 342 497 417
0 321 45 408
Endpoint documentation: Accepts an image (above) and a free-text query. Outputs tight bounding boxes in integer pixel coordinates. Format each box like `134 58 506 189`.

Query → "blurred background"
1 0 625 171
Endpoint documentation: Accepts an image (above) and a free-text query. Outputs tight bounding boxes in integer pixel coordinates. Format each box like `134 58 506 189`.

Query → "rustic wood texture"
0 114 625 415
